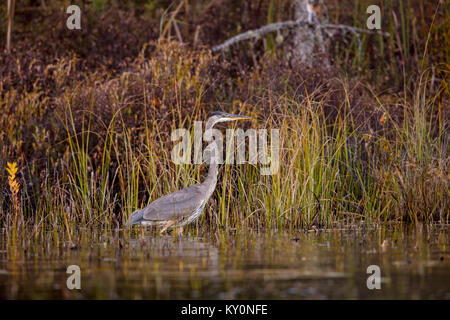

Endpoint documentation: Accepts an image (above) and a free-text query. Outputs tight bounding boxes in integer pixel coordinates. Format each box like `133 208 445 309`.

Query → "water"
0 225 449 299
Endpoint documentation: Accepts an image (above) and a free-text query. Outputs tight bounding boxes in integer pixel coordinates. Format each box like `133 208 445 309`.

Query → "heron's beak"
224 113 251 121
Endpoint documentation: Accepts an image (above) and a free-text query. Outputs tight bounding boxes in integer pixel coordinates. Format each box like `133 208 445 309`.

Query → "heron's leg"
176 226 184 236
160 220 175 234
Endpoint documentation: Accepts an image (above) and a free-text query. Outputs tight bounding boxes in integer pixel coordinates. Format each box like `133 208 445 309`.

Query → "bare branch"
212 19 390 53
212 20 312 52
321 24 390 37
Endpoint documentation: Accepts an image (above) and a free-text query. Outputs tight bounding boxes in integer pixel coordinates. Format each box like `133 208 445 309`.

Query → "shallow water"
0 225 449 299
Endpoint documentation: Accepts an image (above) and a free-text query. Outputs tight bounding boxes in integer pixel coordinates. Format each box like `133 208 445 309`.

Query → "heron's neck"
204 118 219 196
204 142 219 196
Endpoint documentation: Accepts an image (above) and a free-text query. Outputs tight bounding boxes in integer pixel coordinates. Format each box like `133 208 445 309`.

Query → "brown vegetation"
0 1 448 241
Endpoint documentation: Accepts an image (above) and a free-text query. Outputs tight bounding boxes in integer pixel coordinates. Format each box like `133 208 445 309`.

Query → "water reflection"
0 225 449 299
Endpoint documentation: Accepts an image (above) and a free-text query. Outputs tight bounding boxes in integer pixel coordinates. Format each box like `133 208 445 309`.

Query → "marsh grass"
2 50 447 244
0 1 448 245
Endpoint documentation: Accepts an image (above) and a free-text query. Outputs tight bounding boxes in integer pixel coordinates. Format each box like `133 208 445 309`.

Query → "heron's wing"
142 184 207 221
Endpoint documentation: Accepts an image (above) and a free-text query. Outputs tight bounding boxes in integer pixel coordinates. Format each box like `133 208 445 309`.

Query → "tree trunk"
6 0 16 53
288 0 328 67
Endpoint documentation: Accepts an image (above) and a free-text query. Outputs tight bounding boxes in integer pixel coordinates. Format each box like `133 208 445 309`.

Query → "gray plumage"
126 111 251 234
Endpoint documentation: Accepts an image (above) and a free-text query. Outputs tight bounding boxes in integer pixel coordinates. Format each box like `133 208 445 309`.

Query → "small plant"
6 162 20 214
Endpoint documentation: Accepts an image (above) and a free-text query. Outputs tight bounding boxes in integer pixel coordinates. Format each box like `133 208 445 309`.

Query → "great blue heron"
126 111 251 235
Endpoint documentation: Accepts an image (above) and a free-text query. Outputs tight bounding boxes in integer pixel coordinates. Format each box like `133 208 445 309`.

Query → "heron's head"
206 111 251 128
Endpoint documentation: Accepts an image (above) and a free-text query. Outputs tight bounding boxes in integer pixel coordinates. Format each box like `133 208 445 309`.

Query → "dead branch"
212 19 390 53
